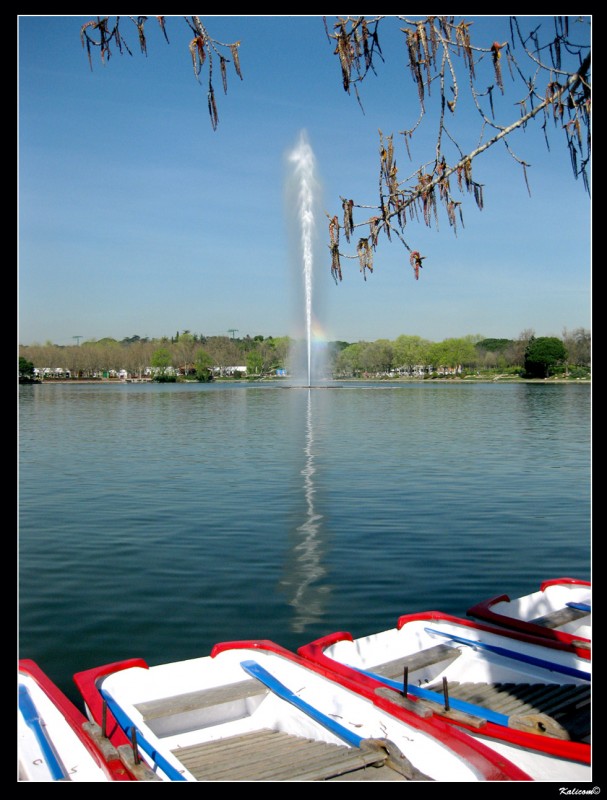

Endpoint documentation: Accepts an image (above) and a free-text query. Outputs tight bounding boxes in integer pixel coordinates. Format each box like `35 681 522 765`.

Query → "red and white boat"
18 659 139 781
73 640 533 781
298 611 591 781
466 578 591 657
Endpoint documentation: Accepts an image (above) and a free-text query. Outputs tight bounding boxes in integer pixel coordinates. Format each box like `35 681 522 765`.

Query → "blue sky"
18 15 591 346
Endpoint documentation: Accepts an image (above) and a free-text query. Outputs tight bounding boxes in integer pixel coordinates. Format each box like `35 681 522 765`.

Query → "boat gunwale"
466 579 591 656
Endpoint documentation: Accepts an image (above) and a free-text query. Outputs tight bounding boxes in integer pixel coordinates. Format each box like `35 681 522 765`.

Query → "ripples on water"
18 381 591 703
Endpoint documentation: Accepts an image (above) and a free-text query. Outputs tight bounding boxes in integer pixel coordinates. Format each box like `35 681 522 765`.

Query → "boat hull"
18 659 135 782
74 640 533 782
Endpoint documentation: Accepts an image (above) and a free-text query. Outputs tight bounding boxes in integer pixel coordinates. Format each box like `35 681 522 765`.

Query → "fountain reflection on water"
279 389 330 633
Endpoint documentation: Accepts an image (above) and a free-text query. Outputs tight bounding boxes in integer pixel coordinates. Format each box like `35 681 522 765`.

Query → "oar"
424 627 591 681
19 683 69 781
240 659 364 746
349 665 518 727
98 688 187 781
566 601 591 613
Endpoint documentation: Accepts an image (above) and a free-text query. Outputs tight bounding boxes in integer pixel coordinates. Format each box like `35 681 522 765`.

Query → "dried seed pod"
230 43 243 80
409 250 426 280
220 56 228 94
343 199 355 242
208 87 219 131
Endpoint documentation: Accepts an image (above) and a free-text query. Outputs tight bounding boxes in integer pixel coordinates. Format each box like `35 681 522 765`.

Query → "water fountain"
286 131 327 387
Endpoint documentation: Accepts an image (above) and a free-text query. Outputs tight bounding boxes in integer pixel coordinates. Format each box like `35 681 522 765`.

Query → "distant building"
213 366 247 377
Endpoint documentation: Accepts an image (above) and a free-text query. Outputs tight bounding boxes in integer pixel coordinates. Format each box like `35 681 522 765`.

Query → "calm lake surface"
18 380 591 706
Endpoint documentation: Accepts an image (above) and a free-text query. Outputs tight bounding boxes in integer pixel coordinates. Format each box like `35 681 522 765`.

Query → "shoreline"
21 377 591 386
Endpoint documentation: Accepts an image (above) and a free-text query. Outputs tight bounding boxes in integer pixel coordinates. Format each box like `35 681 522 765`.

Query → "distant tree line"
19 333 292 382
332 330 589 379
19 328 590 382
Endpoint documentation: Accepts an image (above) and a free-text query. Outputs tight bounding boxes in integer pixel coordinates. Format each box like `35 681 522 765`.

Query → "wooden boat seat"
370 644 461 680
529 605 590 630
135 679 269 722
171 730 430 781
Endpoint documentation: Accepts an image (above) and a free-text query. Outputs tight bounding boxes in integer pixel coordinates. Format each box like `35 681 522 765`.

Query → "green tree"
359 339 393 375
256 338 280 373
194 348 214 382
508 329 536 368
246 350 264 376
19 356 36 382
151 347 173 379
524 336 568 378
334 342 366 377
174 332 198 375
475 338 516 372
392 335 432 374
269 336 292 370
428 337 479 373
476 339 513 354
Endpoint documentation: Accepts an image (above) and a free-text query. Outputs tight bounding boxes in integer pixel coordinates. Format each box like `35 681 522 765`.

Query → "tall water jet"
286 131 326 386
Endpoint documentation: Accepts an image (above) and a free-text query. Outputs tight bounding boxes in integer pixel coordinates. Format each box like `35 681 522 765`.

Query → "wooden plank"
135 679 268 721
529 605 590 629
418 701 488 729
370 644 461 680
280 746 385 782
375 684 487 729
328 765 414 782
374 686 433 717
172 729 396 781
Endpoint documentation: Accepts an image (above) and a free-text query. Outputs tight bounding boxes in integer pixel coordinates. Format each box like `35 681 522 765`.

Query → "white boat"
466 578 591 656
18 659 138 782
298 611 591 781
73 640 533 781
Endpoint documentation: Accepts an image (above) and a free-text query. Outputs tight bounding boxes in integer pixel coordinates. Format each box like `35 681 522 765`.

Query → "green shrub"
568 367 590 379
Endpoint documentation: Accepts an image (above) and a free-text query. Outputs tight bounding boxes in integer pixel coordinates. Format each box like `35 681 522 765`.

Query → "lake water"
18 380 591 707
